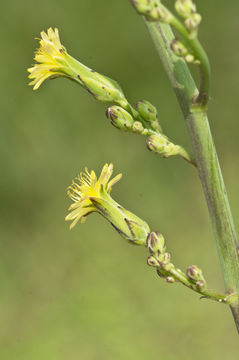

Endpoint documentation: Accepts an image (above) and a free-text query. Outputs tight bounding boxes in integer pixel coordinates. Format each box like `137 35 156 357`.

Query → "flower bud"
166 276 175 283
184 13 202 31
159 253 173 271
156 5 173 23
106 106 134 131
170 39 189 57
132 121 145 134
130 0 172 23
147 255 160 267
147 231 165 255
136 100 158 123
184 54 196 63
186 265 204 282
195 280 207 291
162 252 171 264
146 134 181 158
130 0 160 20
175 0 196 18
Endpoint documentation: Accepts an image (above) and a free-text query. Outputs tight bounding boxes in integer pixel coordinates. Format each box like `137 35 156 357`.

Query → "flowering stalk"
28 28 194 165
65 164 238 305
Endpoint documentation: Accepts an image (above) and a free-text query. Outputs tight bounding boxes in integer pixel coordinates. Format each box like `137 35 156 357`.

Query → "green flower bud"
170 39 189 57
136 100 158 123
195 280 207 291
156 5 173 23
175 0 196 19
184 13 202 31
185 54 196 63
130 0 172 23
106 106 134 131
146 134 182 158
132 121 145 134
186 265 205 282
130 0 161 20
162 252 171 264
147 134 194 164
159 253 172 271
147 231 166 255
147 255 160 267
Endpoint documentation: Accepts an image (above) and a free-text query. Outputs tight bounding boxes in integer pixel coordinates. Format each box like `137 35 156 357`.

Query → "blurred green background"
1 0 239 359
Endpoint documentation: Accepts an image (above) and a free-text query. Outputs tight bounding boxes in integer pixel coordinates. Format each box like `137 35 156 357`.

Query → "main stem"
145 20 239 331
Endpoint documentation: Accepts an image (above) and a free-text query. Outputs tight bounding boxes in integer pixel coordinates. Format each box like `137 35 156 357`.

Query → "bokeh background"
1 0 239 359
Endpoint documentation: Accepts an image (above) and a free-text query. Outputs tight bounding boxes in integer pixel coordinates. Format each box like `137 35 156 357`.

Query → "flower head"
65 163 150 245
66 163 122 229
28 28 72 90
28 28 128 106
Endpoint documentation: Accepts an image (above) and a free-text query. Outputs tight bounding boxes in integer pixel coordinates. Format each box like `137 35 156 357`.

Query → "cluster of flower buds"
146 231 175 282
106 102 192 163
186 265 207 290
29 29 193 165
106 98 162 134
106 106 152 136
170 39 199 64
175 0 201 36
130 0 173 23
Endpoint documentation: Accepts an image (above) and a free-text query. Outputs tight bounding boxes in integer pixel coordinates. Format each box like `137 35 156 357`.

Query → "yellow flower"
65 163 150 245
28 28 71 90
28 28 128 106
66 163 122 229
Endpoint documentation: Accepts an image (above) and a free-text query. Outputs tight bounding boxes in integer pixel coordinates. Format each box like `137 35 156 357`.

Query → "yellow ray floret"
65 163 122 229
27 27 68 90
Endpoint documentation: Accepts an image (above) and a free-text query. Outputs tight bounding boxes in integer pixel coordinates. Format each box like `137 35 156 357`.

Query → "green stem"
169 266 238 304
145 20 239 331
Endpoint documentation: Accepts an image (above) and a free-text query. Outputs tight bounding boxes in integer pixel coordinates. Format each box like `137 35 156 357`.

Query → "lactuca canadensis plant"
28 0 239 332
